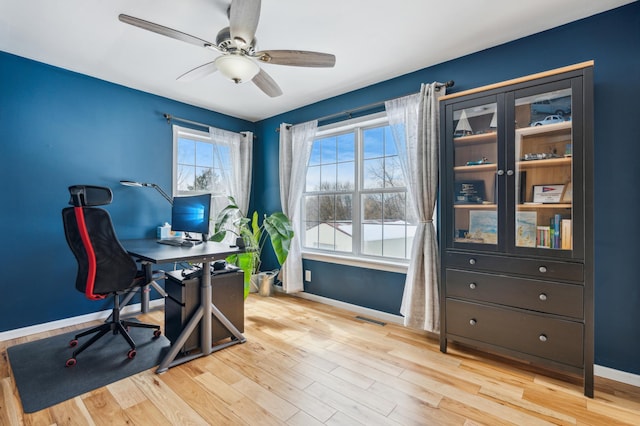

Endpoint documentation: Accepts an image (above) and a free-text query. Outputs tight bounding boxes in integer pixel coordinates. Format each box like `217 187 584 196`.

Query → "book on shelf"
537 226 551 248
561 219 572 249
550 214 562 249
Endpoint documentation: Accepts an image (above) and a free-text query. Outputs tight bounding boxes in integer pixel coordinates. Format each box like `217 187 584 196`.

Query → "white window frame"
301 112 411 273
172 125 230 197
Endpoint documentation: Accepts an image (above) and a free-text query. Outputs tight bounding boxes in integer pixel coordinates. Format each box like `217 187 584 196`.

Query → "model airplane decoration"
119 0 336 97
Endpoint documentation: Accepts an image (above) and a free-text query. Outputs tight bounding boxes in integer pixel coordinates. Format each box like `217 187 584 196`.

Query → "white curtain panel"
208 128 253 211
209 127 253 242
386 82 445 333
279 120 317 293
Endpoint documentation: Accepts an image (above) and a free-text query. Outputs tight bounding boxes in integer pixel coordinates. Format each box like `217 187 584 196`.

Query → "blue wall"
0 52 253 330
253 2 640 375
1 2 639 376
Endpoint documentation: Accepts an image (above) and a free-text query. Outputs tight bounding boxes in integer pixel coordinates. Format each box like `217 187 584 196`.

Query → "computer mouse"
181 240 194 247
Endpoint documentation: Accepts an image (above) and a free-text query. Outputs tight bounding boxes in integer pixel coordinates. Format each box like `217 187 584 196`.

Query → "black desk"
121 239 246 373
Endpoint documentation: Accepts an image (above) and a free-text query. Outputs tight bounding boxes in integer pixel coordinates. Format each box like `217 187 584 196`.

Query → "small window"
172 125 231 197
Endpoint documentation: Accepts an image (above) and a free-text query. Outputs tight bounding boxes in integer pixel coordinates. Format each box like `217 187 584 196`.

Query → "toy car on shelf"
530 115 564 126
522 153 562 161
466 157 491 166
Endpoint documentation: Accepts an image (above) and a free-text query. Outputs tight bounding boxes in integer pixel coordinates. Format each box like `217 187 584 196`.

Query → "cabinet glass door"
513 88 573 251
451 102 498 247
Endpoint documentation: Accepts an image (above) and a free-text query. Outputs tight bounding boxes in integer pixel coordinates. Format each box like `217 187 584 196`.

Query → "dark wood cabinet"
438 62 594 396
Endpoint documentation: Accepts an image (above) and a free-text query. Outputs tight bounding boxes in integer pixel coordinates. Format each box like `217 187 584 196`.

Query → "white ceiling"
0 0 634 122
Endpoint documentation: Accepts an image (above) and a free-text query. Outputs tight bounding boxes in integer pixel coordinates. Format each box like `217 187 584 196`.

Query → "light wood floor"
2 293 640 425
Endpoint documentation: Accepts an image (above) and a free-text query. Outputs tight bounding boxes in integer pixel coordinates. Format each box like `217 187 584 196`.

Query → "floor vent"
355 316 386 326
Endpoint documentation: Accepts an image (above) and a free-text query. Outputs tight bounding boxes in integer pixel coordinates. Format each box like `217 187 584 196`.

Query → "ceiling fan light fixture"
215 54 259 84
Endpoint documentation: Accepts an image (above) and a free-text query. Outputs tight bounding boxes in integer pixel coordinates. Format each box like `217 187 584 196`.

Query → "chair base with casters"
104 268 167 323
62 185 163 367
65 292 162 367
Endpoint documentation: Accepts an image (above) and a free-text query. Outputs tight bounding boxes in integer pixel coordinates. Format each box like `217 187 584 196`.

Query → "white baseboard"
0 299 164 343
595 365 640 387
293 292 640 389
293 291 405 325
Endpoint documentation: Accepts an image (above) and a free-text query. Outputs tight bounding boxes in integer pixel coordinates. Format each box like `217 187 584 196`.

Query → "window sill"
301 251 409 274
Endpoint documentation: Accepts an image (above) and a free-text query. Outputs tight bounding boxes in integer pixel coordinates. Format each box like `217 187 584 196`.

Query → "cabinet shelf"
517 157 571 168
453 132 497 145
518 203 572 209
516 121 571 136
454 203 496 209
454 163 497 172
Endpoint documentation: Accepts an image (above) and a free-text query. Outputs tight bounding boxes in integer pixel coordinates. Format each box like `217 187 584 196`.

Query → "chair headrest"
68 185 113 207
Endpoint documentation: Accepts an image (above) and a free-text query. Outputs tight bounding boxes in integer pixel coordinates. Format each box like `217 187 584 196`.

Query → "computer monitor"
171 193 212 239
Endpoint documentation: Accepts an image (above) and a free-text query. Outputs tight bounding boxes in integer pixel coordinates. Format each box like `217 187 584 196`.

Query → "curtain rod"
276 80 454 132
163 113 253 138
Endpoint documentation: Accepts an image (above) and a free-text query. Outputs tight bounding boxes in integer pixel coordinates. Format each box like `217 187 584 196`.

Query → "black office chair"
62 185 161 367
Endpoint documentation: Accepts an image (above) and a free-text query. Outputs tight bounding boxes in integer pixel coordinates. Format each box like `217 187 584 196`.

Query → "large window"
302 114 416 261
172 125 231 197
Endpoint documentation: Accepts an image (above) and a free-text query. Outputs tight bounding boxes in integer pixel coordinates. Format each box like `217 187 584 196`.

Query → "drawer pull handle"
539 293 547 301
469 258 476 265
469 283 477 290
539 334 548 342
539 266 547 273
469 319 477 326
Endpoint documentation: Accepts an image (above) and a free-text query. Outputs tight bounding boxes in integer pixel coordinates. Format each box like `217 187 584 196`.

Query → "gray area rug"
7 324 170 413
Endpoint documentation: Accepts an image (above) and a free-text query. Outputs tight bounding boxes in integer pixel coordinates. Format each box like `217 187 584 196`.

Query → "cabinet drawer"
446 299 584 367
444 251 583 282
446 269 583 318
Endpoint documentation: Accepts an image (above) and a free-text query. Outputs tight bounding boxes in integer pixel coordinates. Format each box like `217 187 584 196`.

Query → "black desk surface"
121 239 241 264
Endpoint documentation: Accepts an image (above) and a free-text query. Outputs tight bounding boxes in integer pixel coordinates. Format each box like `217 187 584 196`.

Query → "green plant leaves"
210 197 294 291
263 212 294 266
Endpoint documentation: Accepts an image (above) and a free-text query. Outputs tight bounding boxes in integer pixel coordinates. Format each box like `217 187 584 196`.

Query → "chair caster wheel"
69 339 78 347
127 349 137 359
153 330 162 338
66 358 77 367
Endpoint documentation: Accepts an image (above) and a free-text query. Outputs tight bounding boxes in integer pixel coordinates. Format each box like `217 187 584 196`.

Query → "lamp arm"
147 183 173 205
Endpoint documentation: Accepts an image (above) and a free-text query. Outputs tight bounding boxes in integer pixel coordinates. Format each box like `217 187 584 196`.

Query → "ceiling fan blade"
229 0 261 46
252 68 282 97
256 50 336 67
119 14 219 51
177 61 218 82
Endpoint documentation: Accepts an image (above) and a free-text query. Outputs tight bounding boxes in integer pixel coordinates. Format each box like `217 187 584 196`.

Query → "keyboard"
157 239 184 246
157 239 204 247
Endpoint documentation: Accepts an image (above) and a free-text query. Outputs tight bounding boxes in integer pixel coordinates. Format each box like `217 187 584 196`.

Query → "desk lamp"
120 180 173 205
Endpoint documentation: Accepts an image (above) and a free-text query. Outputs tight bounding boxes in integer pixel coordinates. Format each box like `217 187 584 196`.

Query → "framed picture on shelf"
561 182 573 203
454 180 486 204
468 210 497 244
515 211 537 247
533 184 565 203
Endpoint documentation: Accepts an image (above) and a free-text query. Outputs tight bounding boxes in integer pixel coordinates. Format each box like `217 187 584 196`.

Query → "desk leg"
211 302 246 342
141 262 152 313
200 262 213 354
156 305 204 373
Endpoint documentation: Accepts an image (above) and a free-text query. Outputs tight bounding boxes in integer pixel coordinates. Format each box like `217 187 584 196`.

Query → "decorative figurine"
466 157 491 166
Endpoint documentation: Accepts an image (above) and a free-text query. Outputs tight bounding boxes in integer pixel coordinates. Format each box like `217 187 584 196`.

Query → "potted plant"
210 196 294 298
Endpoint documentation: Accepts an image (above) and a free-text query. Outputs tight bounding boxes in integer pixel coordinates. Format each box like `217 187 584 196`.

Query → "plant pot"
258 270 278 297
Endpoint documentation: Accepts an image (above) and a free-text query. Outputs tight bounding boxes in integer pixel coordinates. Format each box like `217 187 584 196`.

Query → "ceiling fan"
119 0 336 97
